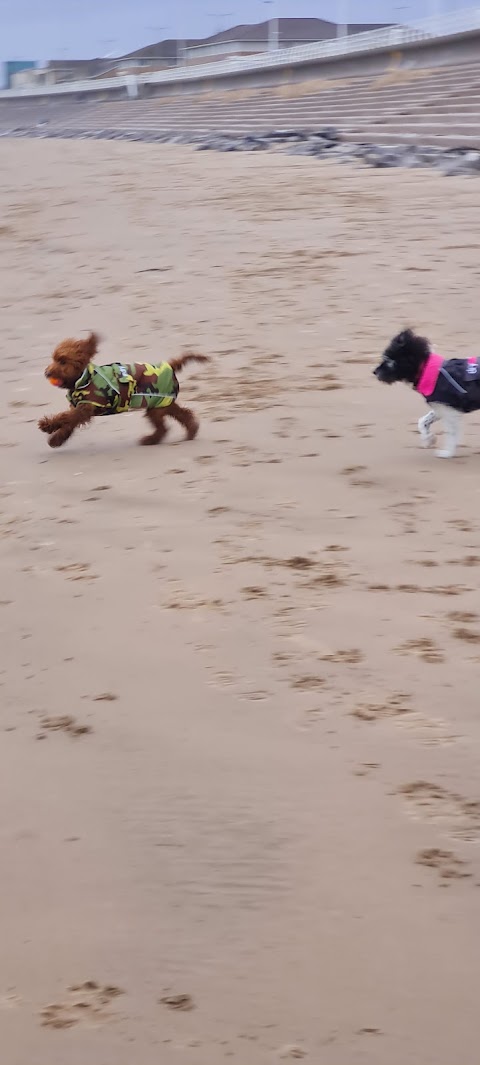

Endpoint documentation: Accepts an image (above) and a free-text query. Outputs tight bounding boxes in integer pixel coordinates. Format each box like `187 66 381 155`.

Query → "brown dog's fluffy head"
45 332 99 390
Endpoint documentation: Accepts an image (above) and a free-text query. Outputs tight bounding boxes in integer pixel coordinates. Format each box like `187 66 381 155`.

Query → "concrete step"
6 79 480 121
72 77 480 105
368 112 480 124
112 88 480 106
41 112 480 133
43 107 479 125
26 107 480 128
358 119 480 134
130 83 480 106
78 98 480 120
47 100 480 122
341 129 480 148
417 100 480 114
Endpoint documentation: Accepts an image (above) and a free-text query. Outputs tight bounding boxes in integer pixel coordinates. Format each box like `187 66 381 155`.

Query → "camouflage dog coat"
67 361 179 416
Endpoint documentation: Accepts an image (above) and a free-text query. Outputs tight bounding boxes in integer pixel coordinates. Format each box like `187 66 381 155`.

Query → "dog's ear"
83 332 100 357
396 328 414 347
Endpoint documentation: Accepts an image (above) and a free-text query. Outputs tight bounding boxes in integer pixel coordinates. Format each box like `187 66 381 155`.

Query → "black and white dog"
373 329 480 458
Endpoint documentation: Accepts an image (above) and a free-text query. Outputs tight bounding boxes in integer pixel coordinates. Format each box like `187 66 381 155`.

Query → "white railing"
1 6 480 100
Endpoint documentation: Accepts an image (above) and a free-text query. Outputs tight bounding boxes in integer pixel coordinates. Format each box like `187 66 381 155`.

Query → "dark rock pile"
2 125 480 175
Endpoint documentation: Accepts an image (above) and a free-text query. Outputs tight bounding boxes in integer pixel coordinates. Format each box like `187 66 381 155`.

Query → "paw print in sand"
40 981 124 1029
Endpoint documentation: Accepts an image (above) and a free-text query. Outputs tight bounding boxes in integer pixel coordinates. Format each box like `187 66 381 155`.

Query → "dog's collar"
416 353 443 397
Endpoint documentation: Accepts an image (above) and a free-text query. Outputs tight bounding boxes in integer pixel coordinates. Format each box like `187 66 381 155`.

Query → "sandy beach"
1 139 480 1064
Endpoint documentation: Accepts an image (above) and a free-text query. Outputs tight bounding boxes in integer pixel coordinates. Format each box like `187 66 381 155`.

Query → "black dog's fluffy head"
373 329 431 386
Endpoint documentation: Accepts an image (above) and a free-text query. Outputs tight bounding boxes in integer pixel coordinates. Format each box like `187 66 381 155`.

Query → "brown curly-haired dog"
39 332 209 449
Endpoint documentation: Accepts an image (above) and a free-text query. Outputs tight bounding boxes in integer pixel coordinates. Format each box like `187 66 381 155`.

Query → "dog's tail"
169 352 210 374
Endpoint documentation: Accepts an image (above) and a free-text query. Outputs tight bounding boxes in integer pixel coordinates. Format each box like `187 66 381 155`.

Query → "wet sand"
1 140 480 1064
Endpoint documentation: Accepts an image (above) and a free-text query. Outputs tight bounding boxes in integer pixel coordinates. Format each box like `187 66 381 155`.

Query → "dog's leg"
167 401 199 440
432 403 462 458
418 408 439 448
38 405 95 448
39 411 75 435
140 408 168 445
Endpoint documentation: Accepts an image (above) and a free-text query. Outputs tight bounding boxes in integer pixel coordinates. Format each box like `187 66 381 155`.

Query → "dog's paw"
436 449 455 459
48 431 68 448
420 433 435 449
139 434 162 445
38 416 56 434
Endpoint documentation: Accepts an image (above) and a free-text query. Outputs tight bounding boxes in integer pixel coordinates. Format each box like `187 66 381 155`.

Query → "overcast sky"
0 0 463 60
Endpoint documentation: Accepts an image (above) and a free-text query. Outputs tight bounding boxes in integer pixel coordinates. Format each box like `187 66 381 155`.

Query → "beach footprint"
40 982 124 1030
398 781 480 841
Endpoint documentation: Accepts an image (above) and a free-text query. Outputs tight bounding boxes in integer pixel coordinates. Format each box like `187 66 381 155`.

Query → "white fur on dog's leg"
418 410 438 448
431 403 462 458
